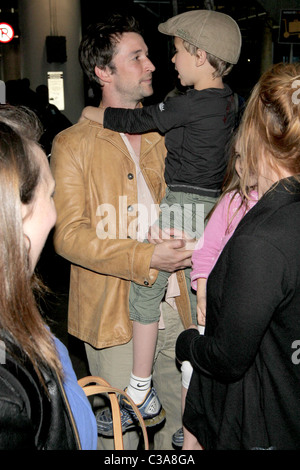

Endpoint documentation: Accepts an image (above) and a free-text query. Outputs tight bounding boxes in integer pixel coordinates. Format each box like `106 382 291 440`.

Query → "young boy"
83 9 241 437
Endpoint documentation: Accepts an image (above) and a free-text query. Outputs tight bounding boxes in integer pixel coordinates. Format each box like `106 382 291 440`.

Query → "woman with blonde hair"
0 105 96 449
176 62 300 450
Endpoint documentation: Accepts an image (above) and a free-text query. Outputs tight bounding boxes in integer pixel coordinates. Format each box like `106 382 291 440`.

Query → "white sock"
126 373 152 404
181 361 193 389
198 325 205 335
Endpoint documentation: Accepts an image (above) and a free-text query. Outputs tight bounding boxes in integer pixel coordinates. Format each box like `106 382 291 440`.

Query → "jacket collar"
237 176 300 233
263 176 300 204
94 124 164 161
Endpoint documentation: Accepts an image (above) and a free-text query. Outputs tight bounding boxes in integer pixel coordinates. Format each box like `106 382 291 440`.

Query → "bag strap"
78 375 149 450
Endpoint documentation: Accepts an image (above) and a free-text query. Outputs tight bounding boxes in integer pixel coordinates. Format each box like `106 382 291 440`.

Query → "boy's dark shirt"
104 84 235 195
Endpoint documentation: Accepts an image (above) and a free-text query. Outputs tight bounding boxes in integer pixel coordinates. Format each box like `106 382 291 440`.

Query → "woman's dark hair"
0 105 62 380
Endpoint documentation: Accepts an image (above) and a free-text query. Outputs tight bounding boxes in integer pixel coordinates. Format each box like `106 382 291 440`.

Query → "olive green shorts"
129 188 217 325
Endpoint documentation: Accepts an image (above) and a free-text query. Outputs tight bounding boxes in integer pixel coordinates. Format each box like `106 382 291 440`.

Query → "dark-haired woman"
0 105 97 450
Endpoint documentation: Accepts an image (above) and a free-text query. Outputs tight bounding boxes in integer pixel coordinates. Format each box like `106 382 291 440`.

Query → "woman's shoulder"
221 189 258 210
0 363 28 407
0 351 43 412
0 361 37 449
218 190 242 210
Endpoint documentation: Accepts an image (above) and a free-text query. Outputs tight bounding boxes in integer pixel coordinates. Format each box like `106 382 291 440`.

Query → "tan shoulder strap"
78 375 149 450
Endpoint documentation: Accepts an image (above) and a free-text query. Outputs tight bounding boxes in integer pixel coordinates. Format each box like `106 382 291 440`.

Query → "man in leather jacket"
50 14 193 450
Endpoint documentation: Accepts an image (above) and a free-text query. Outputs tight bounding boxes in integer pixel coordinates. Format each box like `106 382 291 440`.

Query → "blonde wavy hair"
236 62 300 197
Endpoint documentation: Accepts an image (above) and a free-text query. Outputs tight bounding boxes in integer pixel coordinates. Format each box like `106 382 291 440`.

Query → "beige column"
18 0 84 123
260 23 273 75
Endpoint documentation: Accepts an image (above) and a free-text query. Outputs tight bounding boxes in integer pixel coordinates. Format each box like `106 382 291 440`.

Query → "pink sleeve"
190 193 232 290
190 190 258 290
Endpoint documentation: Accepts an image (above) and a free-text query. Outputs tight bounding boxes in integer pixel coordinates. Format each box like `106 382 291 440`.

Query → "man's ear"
95 65 112 84
195 49 207 67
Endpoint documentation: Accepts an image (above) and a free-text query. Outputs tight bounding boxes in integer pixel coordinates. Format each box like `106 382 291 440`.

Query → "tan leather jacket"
50 119 192 349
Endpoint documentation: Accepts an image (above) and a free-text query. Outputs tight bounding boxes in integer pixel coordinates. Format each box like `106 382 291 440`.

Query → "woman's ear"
95 65 112 85
195 49 207 67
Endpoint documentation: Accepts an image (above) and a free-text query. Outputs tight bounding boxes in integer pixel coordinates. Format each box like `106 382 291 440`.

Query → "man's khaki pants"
85 302 184 450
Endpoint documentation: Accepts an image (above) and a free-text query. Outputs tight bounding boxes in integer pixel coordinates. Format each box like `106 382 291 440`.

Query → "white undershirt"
121 134 180 326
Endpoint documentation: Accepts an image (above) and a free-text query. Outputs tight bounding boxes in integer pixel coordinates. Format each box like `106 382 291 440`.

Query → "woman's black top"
176 178 300 450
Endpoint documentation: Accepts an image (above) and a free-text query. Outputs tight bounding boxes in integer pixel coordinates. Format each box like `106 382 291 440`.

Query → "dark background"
79 0 300 105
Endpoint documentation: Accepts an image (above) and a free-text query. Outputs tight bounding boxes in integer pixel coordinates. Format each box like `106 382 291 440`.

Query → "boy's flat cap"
158 10 241 64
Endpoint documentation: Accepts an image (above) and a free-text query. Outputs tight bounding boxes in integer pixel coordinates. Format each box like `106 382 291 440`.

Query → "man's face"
109 32 155 104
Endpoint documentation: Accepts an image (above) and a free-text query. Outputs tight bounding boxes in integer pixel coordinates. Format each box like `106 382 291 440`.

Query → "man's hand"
150 238 193 272
147 224 166 244
148 226 196 250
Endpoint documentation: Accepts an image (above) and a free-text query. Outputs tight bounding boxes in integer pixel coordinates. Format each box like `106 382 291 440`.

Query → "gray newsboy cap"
158 10 242 64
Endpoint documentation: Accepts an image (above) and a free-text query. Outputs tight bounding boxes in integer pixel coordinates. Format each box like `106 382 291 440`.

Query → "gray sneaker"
96 387 166 437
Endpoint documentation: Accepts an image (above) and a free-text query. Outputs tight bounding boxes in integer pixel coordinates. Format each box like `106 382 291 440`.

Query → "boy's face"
171 37 196 87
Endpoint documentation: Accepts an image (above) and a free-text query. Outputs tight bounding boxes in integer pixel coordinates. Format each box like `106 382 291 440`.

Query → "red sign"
0 23 14 43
